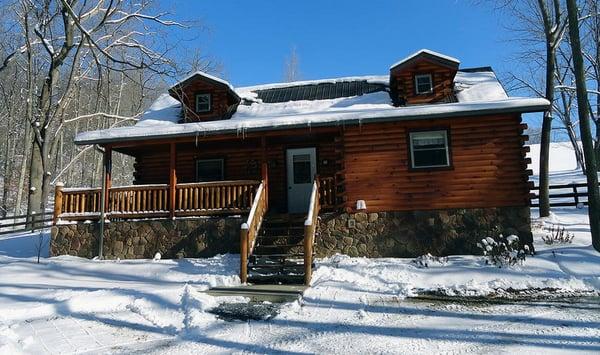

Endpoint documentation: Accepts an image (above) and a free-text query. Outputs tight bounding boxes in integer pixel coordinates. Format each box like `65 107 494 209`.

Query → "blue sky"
160 1 546 129
164 1 514 87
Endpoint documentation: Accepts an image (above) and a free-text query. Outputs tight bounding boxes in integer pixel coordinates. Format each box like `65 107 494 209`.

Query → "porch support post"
99 146 112 259
169 143 177 219
53 183 63 225
261 136 268 207
103 147 112 213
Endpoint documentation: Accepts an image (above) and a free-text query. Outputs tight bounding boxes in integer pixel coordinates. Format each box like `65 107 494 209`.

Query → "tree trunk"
566 0 600 252
15 112 32 216
1 134 14 217
538 41 556 217
565 123 585 172
27 142 43 226
536 0 560 218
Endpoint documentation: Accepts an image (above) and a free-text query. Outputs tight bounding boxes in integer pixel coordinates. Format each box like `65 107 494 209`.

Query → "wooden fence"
0 212 53 236
530 182 598 207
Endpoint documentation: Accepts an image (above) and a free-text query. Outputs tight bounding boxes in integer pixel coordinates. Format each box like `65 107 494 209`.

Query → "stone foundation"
51 206 532 260
51 217 243 259
315 206 532 257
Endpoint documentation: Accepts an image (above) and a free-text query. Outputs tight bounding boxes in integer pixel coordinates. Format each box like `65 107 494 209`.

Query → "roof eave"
74 102 549 146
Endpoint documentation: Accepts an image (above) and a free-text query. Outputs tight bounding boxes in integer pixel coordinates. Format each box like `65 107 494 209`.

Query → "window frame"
408 129 452 170
414 73 434 95
195 158 224 182
194 93 212 113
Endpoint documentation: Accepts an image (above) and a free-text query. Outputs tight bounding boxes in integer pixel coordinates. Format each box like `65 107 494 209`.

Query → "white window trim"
196 158 224 181
414 74 433 95
195 93 211 113
409 130 450 169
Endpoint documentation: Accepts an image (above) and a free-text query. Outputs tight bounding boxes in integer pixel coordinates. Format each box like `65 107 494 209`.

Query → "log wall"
131 134 338 212
341 114 530 212
127 114 529 214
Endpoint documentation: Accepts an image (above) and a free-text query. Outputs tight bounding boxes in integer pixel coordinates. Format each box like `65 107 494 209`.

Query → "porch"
52 177 336 222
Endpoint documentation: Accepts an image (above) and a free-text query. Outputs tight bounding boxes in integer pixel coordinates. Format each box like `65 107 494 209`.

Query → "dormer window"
415 74 433 94
195 93 211 113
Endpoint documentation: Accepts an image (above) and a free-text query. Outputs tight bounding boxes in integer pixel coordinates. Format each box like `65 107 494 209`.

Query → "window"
195 93 211 113
292 154 312 184
196 159 224 182
415 74 433 94
409 130 450 169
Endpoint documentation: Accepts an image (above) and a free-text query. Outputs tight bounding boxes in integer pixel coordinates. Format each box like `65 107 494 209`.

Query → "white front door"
286 148 317 213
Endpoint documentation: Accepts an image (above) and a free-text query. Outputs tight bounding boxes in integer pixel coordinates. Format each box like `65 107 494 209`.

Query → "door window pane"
293 154 312 184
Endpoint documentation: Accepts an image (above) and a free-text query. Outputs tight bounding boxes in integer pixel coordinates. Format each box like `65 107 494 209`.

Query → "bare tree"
535 0 569 217
482 0 568 216
0 0 184 225
565 0 600 251
283 46 301 82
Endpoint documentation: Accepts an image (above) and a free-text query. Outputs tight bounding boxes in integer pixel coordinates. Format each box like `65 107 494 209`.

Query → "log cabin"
51 49 549 285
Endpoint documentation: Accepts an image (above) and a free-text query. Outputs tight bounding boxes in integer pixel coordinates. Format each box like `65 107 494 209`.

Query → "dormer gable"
168 71 241 122
389 49 460 106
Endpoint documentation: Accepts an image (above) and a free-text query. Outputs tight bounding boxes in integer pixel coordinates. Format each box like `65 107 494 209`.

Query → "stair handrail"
240 180 268 283
303 178 320 285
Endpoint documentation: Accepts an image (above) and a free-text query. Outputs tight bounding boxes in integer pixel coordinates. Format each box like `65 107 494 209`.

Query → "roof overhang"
75 98 550 146
390 49 460 72
168 71 241 103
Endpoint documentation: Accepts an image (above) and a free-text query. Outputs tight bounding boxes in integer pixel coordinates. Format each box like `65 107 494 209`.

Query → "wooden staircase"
240 177 320 286
247 214 314 284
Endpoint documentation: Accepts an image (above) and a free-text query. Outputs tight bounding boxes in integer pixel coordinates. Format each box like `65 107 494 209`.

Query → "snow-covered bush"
542 224 574 245
477 235 530 267
411 253 448 268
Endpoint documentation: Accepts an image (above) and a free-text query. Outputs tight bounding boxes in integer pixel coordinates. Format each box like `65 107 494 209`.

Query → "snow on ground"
1 142 599 354
528 141 584 184
1 205 599 354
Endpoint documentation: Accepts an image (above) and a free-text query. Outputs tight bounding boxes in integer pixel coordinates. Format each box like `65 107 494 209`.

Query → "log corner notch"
53 182 64 225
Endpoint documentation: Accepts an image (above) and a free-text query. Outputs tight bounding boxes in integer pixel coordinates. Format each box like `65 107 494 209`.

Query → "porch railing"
110 184 169 218
239 180 268 283
318 176 335 209
176 180 259 216
54 180 261 222
303 178 320 285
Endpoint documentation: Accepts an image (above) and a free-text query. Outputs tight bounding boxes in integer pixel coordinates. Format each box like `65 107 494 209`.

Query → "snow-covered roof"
389 49 460 70
169 71 236 93
75 68 549 146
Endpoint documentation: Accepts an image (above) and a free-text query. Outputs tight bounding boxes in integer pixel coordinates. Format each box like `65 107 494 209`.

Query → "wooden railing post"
240 226 248 283
169 143 177 219
304 179 320 285
304 223 313 285
53 183 64 225
573 185 579 206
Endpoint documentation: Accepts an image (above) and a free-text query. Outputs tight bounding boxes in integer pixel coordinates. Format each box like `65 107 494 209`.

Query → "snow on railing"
303 178 321 285
242 183 264 231
305 182 319 226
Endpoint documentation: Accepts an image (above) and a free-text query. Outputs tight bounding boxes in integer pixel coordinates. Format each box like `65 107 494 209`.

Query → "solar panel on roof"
254 80 388 103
